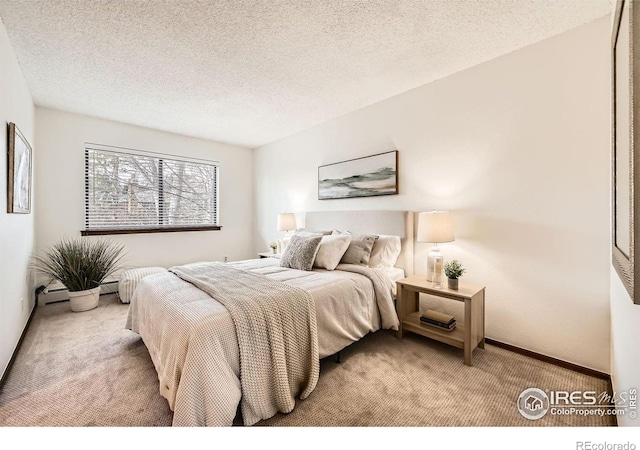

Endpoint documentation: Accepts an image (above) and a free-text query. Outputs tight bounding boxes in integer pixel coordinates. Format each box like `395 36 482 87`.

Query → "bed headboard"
304 210 414 275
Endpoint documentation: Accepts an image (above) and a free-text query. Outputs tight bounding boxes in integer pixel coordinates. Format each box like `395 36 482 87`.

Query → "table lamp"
277 213 297 234
417 210 454 286
277 213 297 253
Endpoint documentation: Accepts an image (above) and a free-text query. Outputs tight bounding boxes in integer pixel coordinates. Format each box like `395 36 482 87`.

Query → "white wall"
0 20 36 378
35 108 254 273
255 18 611 372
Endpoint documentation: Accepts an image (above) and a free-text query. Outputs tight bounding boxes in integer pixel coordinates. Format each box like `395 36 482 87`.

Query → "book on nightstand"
420 309 456 331
420 317 456 331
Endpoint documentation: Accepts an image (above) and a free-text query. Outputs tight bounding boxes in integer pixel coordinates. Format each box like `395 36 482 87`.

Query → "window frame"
82 144 221 236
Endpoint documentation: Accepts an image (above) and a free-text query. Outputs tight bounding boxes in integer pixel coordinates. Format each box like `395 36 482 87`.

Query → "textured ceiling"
0 1 611 148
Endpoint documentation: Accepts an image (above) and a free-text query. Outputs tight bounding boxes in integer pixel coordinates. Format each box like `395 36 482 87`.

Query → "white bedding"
375 266 405 295
126 257 400 426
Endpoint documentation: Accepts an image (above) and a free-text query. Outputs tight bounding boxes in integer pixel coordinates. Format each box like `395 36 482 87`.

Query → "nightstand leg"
396 287 418 339
396 286 403 339
464 298 472 366
396 286 402 339
464 347 472 366
479 290 485 349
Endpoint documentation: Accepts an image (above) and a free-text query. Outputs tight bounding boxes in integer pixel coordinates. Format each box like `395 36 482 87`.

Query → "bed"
125 210 414 426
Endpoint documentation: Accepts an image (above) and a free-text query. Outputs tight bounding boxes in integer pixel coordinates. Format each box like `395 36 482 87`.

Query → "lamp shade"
417 211 454 243
277 213 297 231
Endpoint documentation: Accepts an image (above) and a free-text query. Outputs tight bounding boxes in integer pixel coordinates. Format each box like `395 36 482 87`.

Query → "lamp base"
432 254 443 288
426 247 442 282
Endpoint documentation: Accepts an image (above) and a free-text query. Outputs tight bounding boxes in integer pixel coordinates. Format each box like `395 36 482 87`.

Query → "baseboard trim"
485 338 610 381
0 301 37 389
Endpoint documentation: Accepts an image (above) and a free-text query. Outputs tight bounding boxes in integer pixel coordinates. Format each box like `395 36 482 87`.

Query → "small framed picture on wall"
7 122 33 214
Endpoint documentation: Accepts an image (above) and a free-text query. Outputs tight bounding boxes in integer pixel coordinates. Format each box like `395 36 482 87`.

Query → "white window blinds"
84 145 219 234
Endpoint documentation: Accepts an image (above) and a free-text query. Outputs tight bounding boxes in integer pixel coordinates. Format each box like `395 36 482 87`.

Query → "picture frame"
611 0 640 305
318 150 398 200
7 122 32 214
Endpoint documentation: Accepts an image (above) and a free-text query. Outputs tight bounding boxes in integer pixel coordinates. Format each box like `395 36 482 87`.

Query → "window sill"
81 226 222 236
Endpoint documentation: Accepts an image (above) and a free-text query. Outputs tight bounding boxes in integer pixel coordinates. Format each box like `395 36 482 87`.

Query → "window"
82 144 220 235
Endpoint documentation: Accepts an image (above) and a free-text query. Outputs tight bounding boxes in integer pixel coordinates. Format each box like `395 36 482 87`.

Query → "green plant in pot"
269 241 278 254
34 238 126 312
443 259 466 290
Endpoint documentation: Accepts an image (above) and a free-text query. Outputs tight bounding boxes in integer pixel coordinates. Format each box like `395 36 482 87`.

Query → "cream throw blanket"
168 262 319 425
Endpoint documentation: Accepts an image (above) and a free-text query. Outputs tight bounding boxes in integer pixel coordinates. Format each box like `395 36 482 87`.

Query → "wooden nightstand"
258 252 281 259
396 276 485 366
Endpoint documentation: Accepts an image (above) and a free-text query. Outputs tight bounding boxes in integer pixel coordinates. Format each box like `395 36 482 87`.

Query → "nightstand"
258 252 281 259
396 276 485 366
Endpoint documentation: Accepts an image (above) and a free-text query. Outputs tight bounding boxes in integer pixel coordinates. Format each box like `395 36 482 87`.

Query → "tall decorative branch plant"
34 238 126 311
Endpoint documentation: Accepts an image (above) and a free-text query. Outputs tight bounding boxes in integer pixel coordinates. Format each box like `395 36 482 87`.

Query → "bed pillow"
333 232 378 265
313 235 352 271
279 236 292 253
368 235 402 269
280 235 323 271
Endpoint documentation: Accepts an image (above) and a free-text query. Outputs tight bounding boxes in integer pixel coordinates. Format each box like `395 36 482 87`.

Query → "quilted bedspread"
125 258 398 426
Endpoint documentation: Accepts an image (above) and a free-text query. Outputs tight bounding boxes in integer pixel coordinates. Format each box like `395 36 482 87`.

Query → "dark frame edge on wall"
612 0 640 305
81 226 222 236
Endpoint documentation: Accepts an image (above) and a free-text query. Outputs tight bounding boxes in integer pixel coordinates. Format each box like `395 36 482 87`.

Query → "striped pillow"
118 267 167 304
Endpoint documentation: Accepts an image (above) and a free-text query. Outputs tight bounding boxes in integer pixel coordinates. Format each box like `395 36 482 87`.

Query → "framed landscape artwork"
7 122 32 214
318 150 398 200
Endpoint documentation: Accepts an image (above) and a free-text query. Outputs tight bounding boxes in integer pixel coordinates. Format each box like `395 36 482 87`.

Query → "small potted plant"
443 260 466 290
269 241 278 254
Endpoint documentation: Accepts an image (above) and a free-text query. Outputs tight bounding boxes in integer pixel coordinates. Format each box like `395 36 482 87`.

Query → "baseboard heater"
38 280 119 306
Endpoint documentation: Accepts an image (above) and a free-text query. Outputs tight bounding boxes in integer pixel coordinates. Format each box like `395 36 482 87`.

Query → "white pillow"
313 235 352 270
279 236 292 253
368 235 401 269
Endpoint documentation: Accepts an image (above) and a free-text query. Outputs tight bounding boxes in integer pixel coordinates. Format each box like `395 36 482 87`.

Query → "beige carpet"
0 295 614 427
